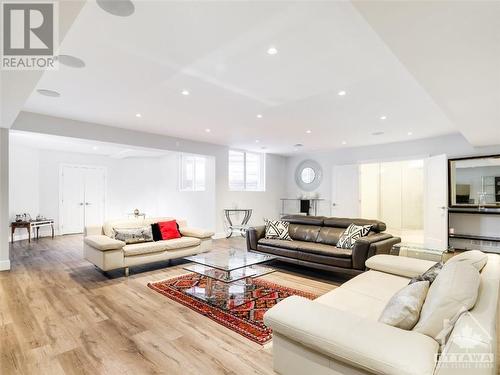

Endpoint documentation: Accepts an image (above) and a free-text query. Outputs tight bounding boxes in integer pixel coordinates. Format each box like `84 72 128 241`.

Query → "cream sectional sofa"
264 253 500 375
84 217 214 275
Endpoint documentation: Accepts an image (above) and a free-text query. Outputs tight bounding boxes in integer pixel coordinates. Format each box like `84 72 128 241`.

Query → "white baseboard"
0 259 11 271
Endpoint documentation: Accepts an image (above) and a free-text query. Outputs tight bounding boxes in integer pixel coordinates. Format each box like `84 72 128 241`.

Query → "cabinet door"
61 166 85 234
84 167 106 227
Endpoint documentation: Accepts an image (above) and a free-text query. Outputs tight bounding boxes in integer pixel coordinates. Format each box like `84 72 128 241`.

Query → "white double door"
60 165 106 234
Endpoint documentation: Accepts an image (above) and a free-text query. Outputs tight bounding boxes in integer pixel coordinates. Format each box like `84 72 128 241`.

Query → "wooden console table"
11 219 55 243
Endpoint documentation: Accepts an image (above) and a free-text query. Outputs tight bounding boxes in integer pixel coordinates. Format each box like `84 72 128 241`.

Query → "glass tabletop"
184 249 277 272
183 264 275 283
392 242 450 254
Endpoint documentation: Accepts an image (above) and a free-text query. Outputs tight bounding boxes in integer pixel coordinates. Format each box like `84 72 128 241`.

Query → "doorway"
60 165 106 234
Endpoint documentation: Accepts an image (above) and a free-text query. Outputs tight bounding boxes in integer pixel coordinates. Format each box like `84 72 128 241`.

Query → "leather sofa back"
283 215 326 226
316 227 345 246
288 224 321 242
323 217 386 233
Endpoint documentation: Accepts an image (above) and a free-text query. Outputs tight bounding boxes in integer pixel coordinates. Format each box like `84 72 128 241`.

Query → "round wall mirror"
301 167 316 184
295 160 323 191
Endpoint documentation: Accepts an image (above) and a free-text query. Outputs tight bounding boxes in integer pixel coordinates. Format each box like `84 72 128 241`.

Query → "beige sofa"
84 217 214 275
264 253 500 375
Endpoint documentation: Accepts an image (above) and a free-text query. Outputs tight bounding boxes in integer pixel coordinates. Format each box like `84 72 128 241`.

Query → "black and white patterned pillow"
265 219 292 241
408 262 444 285
336 224 372 249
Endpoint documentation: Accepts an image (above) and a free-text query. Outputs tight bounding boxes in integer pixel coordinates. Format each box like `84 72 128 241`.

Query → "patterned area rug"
147 274 318 345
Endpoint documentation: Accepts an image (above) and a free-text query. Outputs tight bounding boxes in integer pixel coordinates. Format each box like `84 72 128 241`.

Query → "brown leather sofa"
246 215 401 277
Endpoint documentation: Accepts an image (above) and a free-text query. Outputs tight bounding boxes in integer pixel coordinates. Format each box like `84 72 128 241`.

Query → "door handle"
332 203 337 207
79 203 84 206
85 202 92 206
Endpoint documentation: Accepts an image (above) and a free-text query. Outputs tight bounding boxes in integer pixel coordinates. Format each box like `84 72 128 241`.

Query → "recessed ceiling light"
255 140 260 143
205 128 211 133
306 130 312 134
97 0 135 17
135 113 142 118
267 46 278 55
56 54 86 68
37 89 60 97
338 90 347 96
379 115 387 120
341 140 347 145
181 89 190 96
408 131 413 136
93 146 99 151
256 114 263 119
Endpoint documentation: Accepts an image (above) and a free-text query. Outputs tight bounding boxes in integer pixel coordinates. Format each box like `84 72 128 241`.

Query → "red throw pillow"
158 220 181 240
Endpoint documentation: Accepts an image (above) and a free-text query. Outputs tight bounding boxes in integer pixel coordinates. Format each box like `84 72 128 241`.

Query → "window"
228 150 265 191
180 154 206 191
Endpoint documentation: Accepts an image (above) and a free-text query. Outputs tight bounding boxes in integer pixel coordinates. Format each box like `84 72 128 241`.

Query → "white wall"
9 147 217 240
285 133 500 217
0 129 10 271
13 113 288 235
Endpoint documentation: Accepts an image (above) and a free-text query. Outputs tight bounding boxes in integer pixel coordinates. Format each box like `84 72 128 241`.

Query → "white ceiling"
10 130 170 159
20 1 496 155
353 0 500 148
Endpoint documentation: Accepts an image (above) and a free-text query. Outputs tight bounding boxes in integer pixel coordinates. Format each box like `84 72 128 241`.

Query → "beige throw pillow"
378 281 429 330
413 261 480 339
446 250 488 271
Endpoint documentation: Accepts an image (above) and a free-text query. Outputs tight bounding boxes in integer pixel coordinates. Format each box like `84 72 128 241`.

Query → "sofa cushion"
315 270 410 320
113 226 153 244
264 219 292 240
379 281 430 330
316 226 345 246
288 224 320 242
257 244 299 260
123 237 201 256
103 217 187 238
178 227 214 239
158 220 181 240
336 223 372 249
324 217 386 233
295 241 352 258
84 235 125 251
413 261 480 340
151 223 162 241
446 249 488 271
258 238 300 250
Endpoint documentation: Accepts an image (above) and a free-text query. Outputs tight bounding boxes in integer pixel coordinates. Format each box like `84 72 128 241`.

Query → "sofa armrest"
179 227 214 239
246 225 266 251
264 296 438 375
84 235 125 251
366 254 436 278
351 233 397 270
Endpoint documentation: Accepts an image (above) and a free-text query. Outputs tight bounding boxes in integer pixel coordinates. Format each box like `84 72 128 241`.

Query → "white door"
424 154 448 249
83 167 106 227
61 166 85 234
331 165 360 218
61 166 106 234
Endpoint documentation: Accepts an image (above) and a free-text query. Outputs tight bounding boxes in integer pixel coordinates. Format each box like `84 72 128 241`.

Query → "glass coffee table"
391 242 452 262
183 249 277 310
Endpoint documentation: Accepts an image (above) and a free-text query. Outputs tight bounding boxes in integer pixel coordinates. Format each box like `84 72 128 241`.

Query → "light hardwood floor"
0 235 344 375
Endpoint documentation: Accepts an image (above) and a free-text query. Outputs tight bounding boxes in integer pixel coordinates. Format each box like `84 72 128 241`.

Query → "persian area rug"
147 274 317 345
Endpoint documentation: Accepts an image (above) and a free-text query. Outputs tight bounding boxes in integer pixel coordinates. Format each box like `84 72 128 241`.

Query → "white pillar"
0 128 10 271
